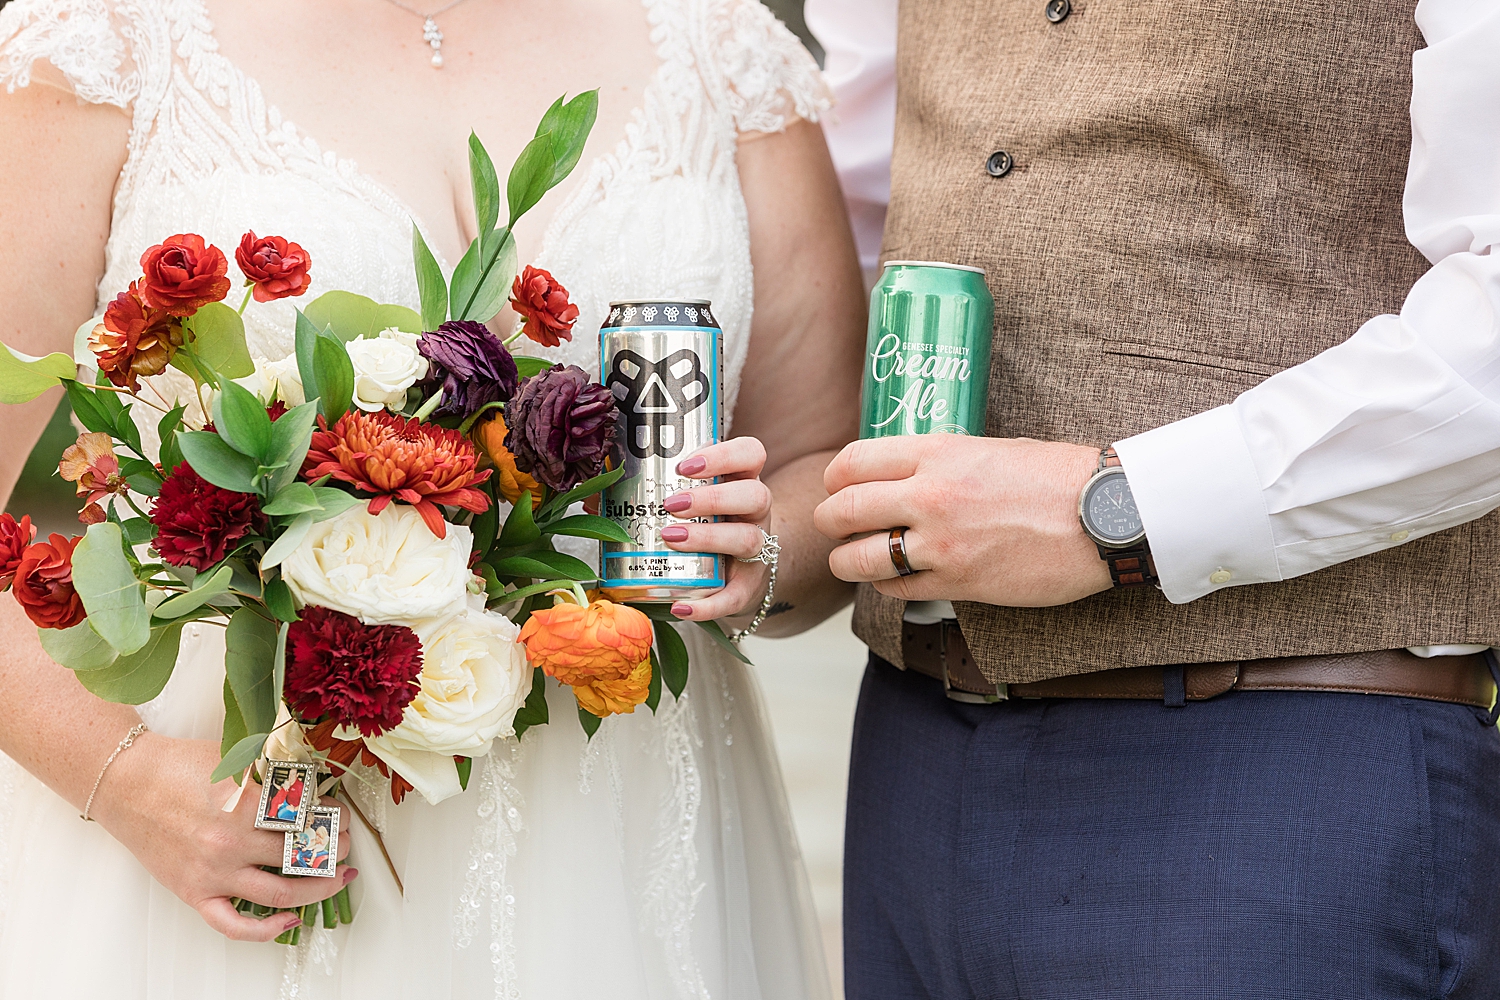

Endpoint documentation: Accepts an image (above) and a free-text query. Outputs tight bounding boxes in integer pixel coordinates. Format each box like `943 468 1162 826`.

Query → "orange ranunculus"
473 413 542 509
573 655 652 718
58 432 127 507
518 599 654 687
139 233 231 316
508 265 579 348
91 280 186 389
12 533 85 629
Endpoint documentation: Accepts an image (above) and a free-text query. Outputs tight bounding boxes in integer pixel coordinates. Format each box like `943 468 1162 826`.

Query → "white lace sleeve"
712 0 832 134
0 0 140 107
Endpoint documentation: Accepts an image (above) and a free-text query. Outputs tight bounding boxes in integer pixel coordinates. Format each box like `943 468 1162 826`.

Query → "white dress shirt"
808 0 1500 621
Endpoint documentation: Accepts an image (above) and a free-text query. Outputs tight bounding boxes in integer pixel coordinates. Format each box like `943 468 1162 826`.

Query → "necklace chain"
379 0 476 68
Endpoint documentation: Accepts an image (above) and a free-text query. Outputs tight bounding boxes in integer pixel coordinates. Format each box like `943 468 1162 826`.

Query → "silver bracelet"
80 722 148 822
729 531 780 643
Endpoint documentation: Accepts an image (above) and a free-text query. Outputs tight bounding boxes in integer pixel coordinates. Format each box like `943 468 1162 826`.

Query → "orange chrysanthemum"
573 656 652 718
305 719 416 806
301 410 492 539
518 599 654 687
473 413 542 509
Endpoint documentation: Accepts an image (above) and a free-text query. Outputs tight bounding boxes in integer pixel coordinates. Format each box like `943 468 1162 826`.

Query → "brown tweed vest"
853 0 1500 684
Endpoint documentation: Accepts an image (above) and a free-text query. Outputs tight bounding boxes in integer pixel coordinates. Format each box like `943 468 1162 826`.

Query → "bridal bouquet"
0 93 740 942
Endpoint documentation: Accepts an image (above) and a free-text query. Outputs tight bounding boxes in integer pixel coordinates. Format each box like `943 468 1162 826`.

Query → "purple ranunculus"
505 365 621 492
416 320 520 419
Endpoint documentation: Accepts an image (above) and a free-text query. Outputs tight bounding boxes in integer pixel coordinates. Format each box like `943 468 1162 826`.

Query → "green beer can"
860 261 993 438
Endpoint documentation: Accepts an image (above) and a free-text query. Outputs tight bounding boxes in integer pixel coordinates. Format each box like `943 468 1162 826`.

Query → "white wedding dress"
0 1 832 997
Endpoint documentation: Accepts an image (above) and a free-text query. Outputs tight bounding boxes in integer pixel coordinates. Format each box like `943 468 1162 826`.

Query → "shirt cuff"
1113 405 1282 603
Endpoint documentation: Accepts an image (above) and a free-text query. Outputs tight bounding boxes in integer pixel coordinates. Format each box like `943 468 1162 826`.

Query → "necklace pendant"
422 16 445 68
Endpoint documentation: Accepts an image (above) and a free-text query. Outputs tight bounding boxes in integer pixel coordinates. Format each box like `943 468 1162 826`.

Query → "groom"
812 1 1500 997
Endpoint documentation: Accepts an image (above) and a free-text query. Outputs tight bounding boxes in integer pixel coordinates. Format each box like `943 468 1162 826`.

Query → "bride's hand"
661 437 774 624
92 734 355 942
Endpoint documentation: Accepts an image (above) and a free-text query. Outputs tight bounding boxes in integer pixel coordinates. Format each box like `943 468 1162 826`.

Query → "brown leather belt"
900 621 1498 709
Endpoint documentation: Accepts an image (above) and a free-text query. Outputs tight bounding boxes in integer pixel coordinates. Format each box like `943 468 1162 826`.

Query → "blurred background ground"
3 3 860 995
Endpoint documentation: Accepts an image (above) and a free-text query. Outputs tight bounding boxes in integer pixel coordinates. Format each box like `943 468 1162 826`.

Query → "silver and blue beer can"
599 299 725 602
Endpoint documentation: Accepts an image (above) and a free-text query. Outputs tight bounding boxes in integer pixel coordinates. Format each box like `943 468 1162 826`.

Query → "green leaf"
211 732 270 784
294 310 324 408
261 512 315 572
312 335 355 424
262 481 321 516
456 755 473 791
169 342 219 388
497 491 540 548
412 223 449 329
119 456 163 492
309 487 361 523
577 702 602 739
303 290 422 342
118 518 156 547
75 621 185 704
487 578 576 608
489 555 567 581
515 356 553 379
457 400 507 436
185 302 254 379
264 400 320 497
477 560 504 599
72 522 150 655
536 90 599 189
469 132 501 250
544 514 631 543
213 376 273 461
38 620 119 672
263 577 300 622
153 563 234 619
225 607 279 735
221 676 249 760
653 619 690 700
694 619 752 664
63 380 113 434
510 666 549 740
541 465 627 519
517 548 597 582
158 404 188 472
272 620 289 707
507 132 555 226
457 229 517 326
0 343 77 404
631 602 681 622
646 647 662 713
471 485 499 557
111 403 143 456
178 431 258 494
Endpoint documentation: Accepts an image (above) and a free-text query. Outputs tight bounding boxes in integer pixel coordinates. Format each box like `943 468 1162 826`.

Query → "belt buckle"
939 620 1008 704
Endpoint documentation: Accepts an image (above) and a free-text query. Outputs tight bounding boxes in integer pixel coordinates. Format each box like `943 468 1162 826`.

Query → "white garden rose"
346 329 429 412
361 598 530 804
233 354 306 407
280 502 475 624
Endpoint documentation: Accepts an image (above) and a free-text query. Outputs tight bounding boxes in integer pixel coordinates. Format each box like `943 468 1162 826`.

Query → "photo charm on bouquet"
281 805 340 878
254 760 317 832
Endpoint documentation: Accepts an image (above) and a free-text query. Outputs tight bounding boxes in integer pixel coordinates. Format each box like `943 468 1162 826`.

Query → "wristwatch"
1078 448 1158 588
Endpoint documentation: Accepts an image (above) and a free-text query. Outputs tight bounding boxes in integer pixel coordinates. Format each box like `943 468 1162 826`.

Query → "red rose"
508 266 579 348
285 606 424 737
149 463 267 572
13 533 86 630
139 233 231 316
0 513 36 592
235 231 313 303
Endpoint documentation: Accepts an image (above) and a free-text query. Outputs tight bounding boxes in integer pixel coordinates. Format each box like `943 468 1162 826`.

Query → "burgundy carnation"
504 364 621 492
284 606 424 737
416 320 519 420
0 513 36 592
149 463 267 572
235 231 313 303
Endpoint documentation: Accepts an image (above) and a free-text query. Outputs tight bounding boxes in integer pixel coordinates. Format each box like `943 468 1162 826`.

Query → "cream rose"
280 502 475 624
233 354 306 407
346 329 429 412
361 599 530 804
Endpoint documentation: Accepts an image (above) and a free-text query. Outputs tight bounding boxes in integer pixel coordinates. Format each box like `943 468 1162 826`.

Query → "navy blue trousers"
844 655 1500 999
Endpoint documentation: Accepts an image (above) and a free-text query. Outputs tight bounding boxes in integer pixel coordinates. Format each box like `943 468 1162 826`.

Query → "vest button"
1044 0 1071 22
986 151 1014 177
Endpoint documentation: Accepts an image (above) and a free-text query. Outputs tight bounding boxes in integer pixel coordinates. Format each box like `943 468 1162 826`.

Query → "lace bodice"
0 0 828 427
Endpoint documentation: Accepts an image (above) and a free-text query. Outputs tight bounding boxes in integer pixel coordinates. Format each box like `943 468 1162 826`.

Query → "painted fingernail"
663 493 692 513
661 525 690 543
671 603 694 619
677 456 707 476
282 915 302 931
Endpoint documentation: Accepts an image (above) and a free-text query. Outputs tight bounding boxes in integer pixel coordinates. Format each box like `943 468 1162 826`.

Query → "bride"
0 0 866 996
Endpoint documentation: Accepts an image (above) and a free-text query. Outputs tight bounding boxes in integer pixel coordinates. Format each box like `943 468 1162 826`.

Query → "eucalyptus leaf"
185 302 254 379
153 563 234 619
263 577 300 622
262 481 322 516
497 491 540 548
653 619 690 700
312 335 355 424
412 224 449 330
75 621 186 704
221 676 249 759
261 512 315 572
72 522 150 655
0 343 78 404
303 290 422 342
178 431 258 494
469 132 501 250
576 703 602 739
211 732 270 784
213 376 273 461
225 607 279 735
544 514 631 543
38 619 119 672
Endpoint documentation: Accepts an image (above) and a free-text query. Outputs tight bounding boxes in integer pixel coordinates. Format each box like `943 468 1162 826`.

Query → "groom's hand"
814 436 1113 607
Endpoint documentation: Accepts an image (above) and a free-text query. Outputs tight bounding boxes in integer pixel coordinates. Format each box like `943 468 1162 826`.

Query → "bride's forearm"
751 449 853 638
0 596 143 811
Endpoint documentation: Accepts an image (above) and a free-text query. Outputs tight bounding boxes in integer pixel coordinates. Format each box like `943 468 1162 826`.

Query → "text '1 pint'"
599 299 726 602
860 261 993 438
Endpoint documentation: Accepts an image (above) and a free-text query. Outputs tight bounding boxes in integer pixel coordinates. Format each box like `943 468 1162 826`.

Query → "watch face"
1083 471 1144 545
